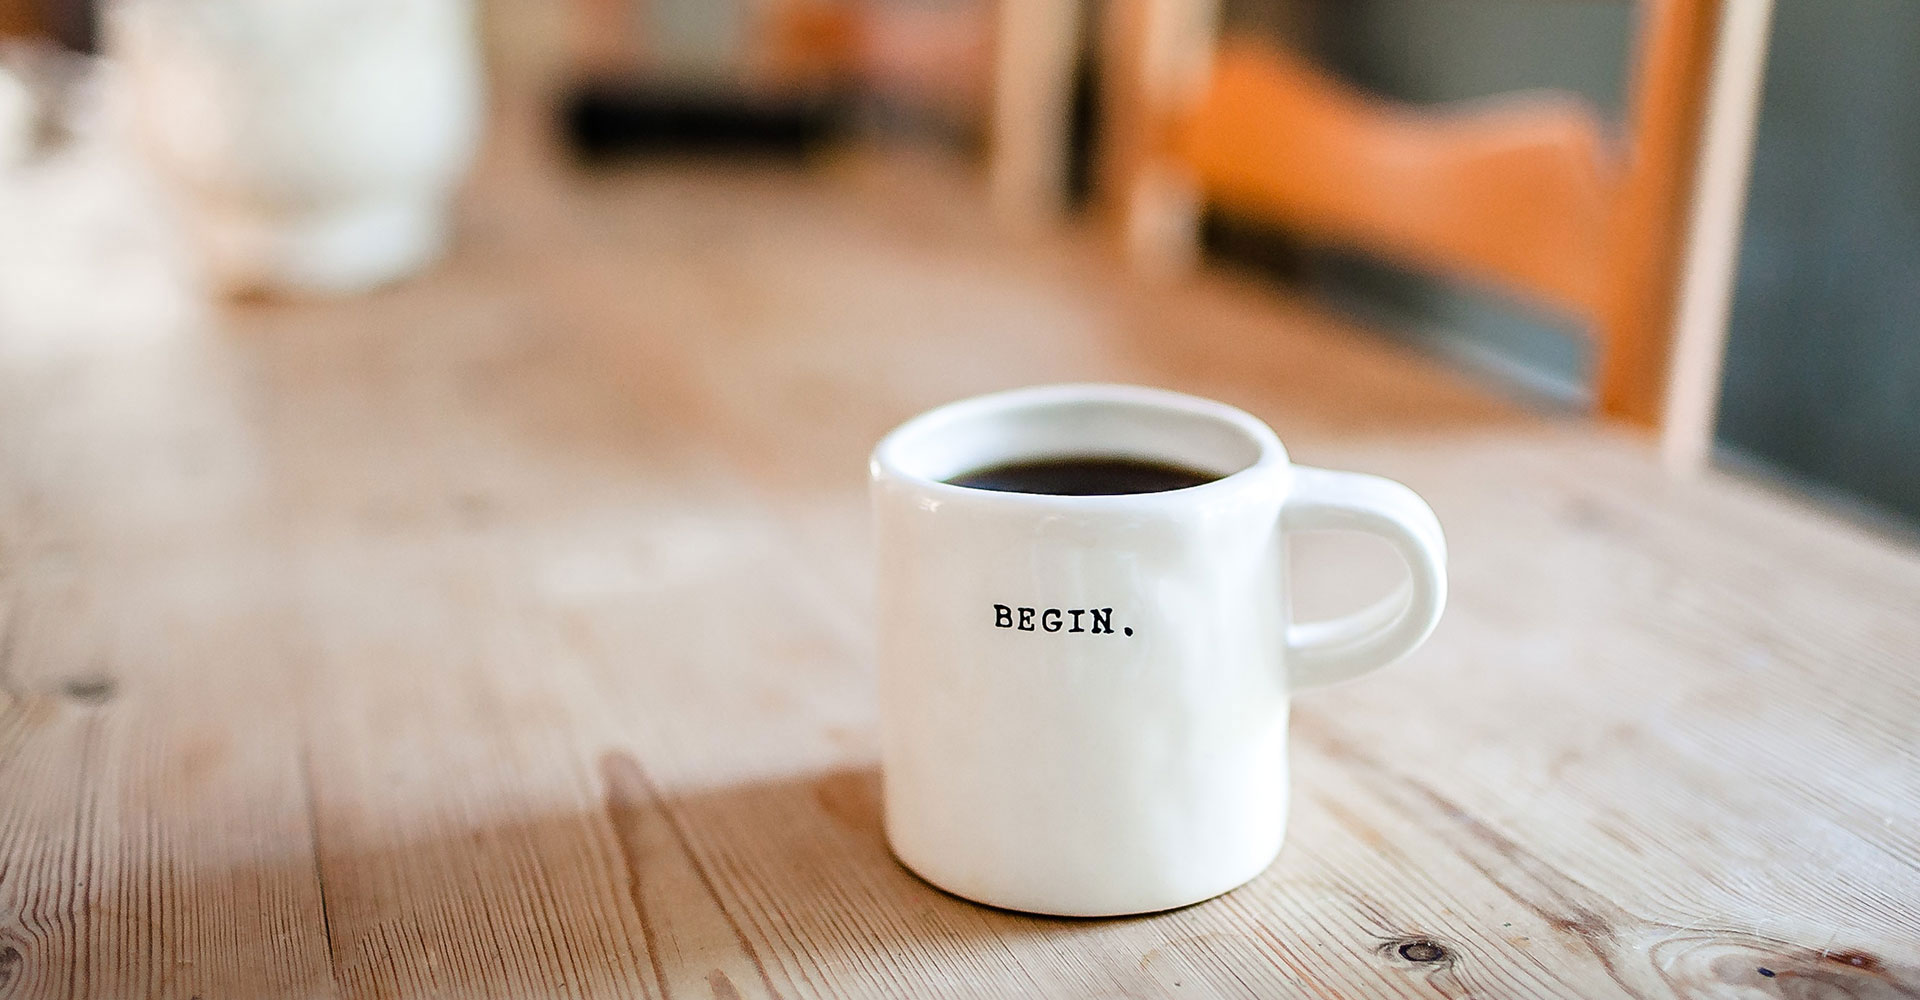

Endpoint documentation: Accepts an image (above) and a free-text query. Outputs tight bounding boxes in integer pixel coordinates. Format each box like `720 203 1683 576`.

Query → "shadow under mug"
870 383 1446 916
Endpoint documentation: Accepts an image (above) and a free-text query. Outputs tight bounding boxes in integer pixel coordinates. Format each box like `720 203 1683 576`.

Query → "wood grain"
2 19 1917 998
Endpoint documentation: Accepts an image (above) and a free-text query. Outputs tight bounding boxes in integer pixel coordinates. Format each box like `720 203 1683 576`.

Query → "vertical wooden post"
1097 0 1219 272
1661 0 1775 473
1595 0 1722 427
988 0 1083 230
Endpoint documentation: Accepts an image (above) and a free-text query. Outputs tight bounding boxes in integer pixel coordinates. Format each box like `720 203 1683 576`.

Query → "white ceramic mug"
108 0 483 295
870 384 1447 916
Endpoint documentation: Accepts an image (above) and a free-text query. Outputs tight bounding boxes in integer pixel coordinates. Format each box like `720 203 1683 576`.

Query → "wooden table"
3 78 1919 1000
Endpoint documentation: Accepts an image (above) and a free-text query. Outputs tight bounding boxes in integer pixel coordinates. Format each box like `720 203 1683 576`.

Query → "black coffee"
945 456 1221 496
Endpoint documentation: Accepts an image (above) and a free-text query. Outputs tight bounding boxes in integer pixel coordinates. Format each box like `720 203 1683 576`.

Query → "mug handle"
1281 466 1448 691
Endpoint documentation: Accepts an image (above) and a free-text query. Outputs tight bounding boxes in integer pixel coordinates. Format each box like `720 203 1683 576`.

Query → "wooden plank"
0 149 341 994
0 344 337 1000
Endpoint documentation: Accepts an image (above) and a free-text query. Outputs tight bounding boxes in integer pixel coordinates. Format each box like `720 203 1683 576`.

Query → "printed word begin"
993 605 1131 636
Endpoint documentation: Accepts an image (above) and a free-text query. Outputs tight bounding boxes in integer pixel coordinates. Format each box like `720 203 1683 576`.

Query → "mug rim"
870 383 1290 507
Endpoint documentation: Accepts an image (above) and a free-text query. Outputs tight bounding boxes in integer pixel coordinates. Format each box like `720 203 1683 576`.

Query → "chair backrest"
1105 0 1720 426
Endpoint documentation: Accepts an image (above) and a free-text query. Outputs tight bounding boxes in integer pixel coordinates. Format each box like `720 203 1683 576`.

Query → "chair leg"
988 0 1083 231
1122 161 1202 276
1596 0 1721 426
1661 0 1774 473
1098 0 1218 273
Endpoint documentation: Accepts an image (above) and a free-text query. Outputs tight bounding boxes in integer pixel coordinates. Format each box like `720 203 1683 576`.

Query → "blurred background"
0 0 1914 534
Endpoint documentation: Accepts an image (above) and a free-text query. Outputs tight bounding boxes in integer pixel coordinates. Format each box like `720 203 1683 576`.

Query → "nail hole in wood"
1398 940 1447 963
1825 950 1883 973
63 677 115 704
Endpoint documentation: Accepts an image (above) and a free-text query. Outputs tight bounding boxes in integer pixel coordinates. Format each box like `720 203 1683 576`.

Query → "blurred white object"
107 0 484 295
0 55 204 350
0 61 37 165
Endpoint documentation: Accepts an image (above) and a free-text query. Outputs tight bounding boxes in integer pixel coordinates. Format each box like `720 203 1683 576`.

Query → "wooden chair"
1099 0 1724 427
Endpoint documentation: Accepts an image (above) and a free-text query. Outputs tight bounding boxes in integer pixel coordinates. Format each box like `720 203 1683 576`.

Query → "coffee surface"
945 456 1221 496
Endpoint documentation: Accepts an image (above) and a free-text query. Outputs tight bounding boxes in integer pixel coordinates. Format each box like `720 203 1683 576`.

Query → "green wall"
1714 0 1920 526
1229 0 1920 526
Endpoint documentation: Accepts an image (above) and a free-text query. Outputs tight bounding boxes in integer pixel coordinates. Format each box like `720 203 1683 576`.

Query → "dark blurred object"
560 0 990 165
44 0 89 52
1062 28 1100 210
562 78 850 162
0 0 44 39
0 0 91 51
561 0 860 164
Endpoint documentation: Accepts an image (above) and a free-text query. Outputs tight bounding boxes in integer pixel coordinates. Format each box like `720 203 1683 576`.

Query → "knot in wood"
1398 940 1448 964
